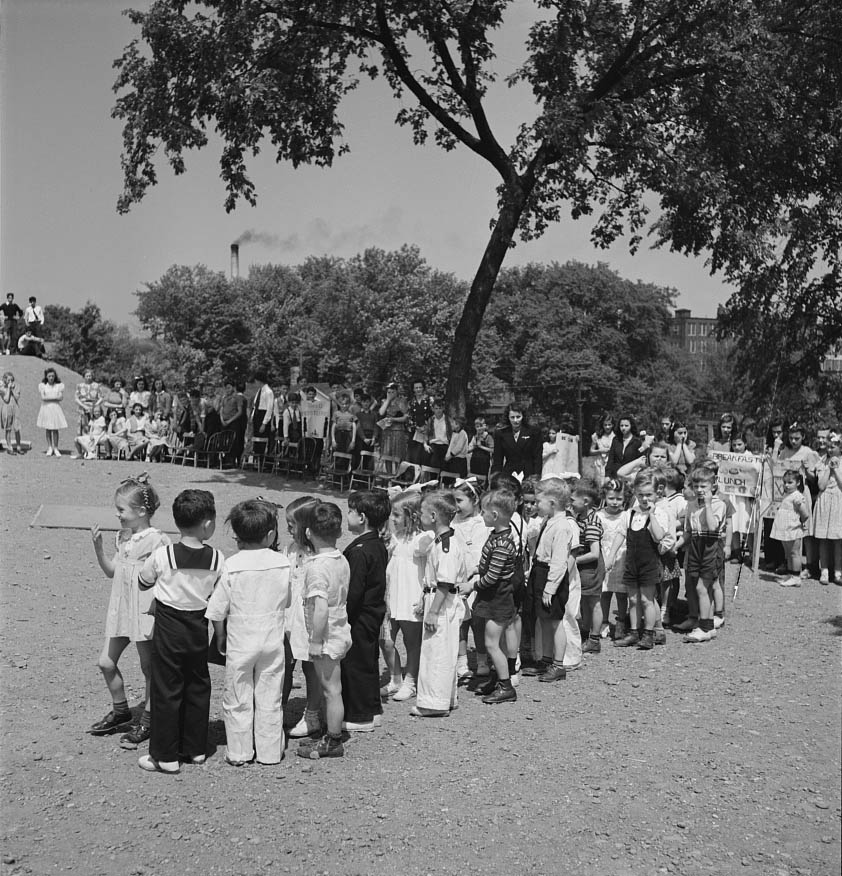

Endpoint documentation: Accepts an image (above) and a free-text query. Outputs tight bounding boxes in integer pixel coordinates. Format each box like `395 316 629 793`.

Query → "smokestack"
230 243 240 280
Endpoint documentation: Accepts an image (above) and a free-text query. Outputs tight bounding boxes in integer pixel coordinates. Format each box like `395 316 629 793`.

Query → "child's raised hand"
91 524 104 551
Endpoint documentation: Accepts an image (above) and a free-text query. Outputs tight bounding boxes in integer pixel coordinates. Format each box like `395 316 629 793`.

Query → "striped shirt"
477 529 517 592
567 509 604 554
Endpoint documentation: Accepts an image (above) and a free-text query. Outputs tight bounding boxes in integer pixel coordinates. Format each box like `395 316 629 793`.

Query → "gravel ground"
1 452 840 876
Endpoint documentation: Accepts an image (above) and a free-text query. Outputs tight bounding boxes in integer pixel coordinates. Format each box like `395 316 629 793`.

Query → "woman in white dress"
37 367 68 456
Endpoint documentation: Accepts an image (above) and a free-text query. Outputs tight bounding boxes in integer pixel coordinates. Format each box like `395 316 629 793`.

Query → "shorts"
473 580 516 625
530 561 569 622
578 556 604 597
686 535 722 581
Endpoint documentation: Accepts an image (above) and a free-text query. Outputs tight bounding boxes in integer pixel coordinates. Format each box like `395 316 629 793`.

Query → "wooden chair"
418 465 441 485
196 430 236 469
323 452 354 491
372 455 401 489
172 432 206 466
349 451 379 491
438 470 461 487
388 462 420 489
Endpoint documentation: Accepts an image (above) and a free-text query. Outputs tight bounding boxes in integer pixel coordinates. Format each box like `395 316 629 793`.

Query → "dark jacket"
605 435 643 478
491 425 543 478
343 530 387 632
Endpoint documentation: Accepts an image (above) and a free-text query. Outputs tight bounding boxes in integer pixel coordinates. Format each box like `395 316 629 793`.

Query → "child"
524 477 578 681
452 478 490 679
596 479 630 641
467 417 494 479
145 411 171 462
105 409 129 459
444 416 469 477
518 476 542 666
283 497 324 738
330 392 357 454
72 404 107 459
89 475 170 749
206 500 291 766
813 435 842 584
727 433 759 562
569 483 605 657
772 469 812 587
1 371 22 453
423 399 452 471
297 502 352 759
678 468 728 642
382 491 427 703
614 469 674 649
341 491 390 732
659 466 687 626
472 489 519 704
137 490 223 773
411 491 467 716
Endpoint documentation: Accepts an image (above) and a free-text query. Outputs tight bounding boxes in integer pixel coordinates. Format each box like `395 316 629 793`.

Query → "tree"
113 1 841 415
44 302 118 374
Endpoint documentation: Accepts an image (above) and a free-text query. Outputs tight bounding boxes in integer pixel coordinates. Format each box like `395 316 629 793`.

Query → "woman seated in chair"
71 403 107 459
104 409 129 459
145 411 171 462
125 403 149 460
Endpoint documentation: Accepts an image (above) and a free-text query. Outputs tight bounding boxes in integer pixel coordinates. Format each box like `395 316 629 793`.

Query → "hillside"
2 355 85 450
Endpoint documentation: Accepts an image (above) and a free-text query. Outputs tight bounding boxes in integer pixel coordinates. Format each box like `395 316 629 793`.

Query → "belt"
532 560 549 569
423 585 458 594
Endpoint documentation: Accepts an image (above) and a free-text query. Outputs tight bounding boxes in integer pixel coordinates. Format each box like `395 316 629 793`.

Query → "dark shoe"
538 665 567 683
653 629 667 645
297 735 344 759
614 631 640 648
637 630 655 650
119 723 151 749
521 660 550 677
482 683 517 704
612 619 627 641
89 709 133 735
583 638 601 654
474 673 498 696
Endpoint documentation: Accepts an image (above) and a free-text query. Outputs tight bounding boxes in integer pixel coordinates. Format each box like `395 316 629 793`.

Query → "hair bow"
512 471 525 483
120 471 150 486
255 494 284 510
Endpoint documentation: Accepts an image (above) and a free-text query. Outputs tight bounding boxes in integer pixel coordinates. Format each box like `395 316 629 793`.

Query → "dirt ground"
1 431 841 875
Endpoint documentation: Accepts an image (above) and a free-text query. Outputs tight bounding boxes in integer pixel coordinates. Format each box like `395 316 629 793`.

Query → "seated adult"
71 404 108 459
17 330 45 357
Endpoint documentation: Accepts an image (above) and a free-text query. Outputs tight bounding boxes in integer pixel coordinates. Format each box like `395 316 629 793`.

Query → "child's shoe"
475 673 499 696
653 629 667 645
819 569 829 585
297 734 344 759
612 618 627 641
481 682 517 705
660 607 671 626
510 671 521 688
119 723 151 749
613 630 640 648
599 623 611 639
799 569 811 580
409 706 449 717
682 627 711 644
288 709 322 738
713 615 725 630
779 576 801 587
137 755 180 774
637 630 655 650
835 572 842 585
521 659 550 677
538 664 567 683
89 709 133 735
456 657 471 678
392 681 416 702
673 618 695 632
225 755 247 767
189 754 207 764
380 681 399 698
342 719 377 732
583 637 601 654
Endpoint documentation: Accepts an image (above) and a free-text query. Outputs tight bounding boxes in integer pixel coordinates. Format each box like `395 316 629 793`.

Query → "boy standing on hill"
138 489 223 774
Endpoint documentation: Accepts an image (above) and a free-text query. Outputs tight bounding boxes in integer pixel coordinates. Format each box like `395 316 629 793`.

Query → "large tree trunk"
445 190 529 419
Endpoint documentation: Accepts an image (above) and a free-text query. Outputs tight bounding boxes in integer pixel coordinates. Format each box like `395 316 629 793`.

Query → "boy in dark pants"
138 490 223 773
340 491 390 732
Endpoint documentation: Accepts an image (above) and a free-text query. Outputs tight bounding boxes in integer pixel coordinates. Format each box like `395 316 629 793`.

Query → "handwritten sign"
708 451 761 498
543 432 580 478
758 458 812 519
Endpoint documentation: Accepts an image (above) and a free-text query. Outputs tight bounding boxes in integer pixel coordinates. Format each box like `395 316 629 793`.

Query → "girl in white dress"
381 491 427 703
36 367 68 456
89 475 170 748
590 415 615 485
596 479 630 640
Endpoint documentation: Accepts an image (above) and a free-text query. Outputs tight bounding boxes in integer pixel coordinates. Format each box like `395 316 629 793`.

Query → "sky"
1 0 732 329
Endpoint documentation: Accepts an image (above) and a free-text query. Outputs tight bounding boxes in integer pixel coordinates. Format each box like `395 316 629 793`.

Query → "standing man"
250 372 275 456
406 379 434 466
300 385 331 478
24 297 45 337
1 293 23 355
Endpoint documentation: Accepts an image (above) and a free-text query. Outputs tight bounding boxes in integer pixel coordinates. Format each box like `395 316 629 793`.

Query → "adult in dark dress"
605 414 644 479
491 403 543 478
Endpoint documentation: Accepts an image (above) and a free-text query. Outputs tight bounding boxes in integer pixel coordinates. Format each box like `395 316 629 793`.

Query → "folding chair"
389 462 420 489
372 455 401 489
323 452 354 492
172 432 206 466
349 450 378 491
438 470 461 487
